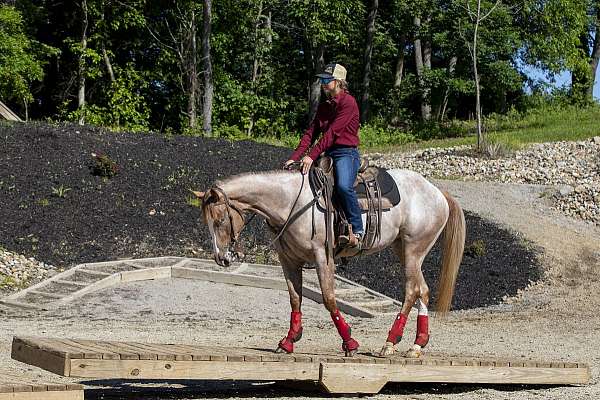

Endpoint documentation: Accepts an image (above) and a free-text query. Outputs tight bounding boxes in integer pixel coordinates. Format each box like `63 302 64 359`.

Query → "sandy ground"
1 179 600 399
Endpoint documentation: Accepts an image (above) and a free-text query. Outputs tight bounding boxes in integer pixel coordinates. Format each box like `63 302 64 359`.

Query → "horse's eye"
214 217 225 227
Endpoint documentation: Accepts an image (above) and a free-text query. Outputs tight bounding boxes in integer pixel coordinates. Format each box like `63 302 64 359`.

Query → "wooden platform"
0 372 83 400
11 337 590 394
1 257 401 317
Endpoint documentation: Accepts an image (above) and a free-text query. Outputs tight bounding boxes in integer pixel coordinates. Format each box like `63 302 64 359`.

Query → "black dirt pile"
0 122 542 309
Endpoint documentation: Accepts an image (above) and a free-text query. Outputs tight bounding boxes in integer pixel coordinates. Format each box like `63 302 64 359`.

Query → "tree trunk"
393 35 406 88
360 0 378 123
440 55 457 121
247 0 264 137
588 12 600 98
100 3 115 83
473 1 483 149
414 16 431 121
202 0 213 136
308 44 325 124
188 8 198 129
78 0 89 125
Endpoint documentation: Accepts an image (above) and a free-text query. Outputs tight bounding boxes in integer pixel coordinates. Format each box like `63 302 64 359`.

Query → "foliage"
90 152 118 178
6 0 600 140
0 5 54 107
51 184 72 198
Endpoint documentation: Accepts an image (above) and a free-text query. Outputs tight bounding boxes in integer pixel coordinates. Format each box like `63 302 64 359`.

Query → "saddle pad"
355 167 401 210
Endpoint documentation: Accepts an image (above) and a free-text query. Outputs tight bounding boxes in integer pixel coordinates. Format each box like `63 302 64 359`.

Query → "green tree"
0 4 51 118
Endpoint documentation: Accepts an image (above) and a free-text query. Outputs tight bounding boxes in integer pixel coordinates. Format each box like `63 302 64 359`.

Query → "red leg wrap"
414 315 429 347
331 310 360 352
387 313 408 344
278 311 303 353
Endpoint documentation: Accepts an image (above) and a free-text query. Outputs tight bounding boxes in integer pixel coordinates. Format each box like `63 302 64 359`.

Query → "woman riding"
284 63 364 248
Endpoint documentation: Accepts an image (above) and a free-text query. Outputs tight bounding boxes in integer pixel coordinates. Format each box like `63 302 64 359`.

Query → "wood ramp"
11 337 590 394
1 257 400 317
0 372 82 400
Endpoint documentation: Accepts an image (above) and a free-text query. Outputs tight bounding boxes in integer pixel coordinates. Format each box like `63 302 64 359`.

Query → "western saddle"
308 156 400 261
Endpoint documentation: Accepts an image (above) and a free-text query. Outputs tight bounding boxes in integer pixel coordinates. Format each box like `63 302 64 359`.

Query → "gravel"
0 247 56 292
368 137 600 225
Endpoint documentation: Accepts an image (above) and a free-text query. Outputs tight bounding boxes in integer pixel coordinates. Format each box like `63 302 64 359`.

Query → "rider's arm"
289 115 321 161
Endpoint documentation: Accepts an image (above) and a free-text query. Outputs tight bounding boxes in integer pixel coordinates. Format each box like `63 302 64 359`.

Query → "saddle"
308 155 401 259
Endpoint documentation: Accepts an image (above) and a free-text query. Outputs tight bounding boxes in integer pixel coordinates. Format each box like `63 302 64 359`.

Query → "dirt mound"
0 122 542 309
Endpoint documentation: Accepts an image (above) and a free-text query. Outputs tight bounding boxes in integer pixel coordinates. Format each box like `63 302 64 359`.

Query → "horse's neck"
221 172 304 226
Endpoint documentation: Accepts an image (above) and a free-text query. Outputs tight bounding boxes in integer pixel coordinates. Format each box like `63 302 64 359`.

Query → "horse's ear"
190 190 205 198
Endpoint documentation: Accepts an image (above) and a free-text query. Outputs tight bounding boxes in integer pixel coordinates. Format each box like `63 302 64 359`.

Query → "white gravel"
368 137 600 225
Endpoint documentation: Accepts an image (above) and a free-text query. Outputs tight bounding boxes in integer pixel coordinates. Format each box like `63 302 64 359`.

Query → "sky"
522 64 600 101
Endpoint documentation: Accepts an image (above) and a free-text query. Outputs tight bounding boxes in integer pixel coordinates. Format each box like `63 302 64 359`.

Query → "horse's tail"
435 191 466 315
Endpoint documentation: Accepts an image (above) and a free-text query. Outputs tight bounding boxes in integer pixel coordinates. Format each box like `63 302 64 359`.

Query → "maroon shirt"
290 91 360 161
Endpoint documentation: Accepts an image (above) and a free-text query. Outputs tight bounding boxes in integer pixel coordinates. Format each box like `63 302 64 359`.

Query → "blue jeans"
325 147 364 236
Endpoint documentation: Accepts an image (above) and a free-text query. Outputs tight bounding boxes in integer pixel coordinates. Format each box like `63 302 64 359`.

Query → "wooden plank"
56 274 121 304
302 286 375 318
0 392 84 400
69 359 319 380
171 267 287 290
53 280 87 287
26 291 63 300
0 300 46 311
11 339 70 376
319 362 591 393
119 266 172 283
0 101 22 122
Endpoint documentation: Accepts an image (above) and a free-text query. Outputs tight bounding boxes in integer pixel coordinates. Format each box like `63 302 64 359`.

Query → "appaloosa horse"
194 167 465 357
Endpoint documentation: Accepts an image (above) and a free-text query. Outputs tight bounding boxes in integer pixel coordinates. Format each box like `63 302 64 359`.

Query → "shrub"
90 152 118 178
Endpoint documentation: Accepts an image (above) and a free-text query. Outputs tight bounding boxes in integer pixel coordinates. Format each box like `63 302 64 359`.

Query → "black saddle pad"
355 167 401 207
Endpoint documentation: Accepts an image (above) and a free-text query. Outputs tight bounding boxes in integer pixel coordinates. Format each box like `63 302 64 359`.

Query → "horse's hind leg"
276 257 304 353
380 239 431 357
316 256 360 356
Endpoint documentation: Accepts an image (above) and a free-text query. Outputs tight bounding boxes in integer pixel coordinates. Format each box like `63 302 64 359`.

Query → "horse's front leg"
316 258 360 356
276 259 304 353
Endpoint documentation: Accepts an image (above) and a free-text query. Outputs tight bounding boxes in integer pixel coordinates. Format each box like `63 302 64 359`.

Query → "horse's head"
194 187 246 267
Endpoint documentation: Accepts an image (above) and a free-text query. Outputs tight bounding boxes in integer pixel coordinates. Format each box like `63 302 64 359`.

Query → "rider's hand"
283 159 295 170
300 156 313 175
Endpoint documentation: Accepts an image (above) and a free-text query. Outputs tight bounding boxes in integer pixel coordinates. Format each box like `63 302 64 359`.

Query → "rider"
284 63 364 248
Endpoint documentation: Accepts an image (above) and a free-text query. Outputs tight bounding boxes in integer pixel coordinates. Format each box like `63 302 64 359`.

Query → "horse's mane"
215 170 294 187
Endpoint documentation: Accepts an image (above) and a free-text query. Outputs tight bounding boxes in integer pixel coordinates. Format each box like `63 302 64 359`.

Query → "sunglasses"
319 77 335 85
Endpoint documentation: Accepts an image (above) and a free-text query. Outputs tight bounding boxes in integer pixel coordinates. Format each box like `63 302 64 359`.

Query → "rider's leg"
329 147 363 243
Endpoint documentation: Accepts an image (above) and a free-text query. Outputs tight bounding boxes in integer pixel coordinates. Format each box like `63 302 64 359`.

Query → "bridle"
205 186 255 256
205 163 323 261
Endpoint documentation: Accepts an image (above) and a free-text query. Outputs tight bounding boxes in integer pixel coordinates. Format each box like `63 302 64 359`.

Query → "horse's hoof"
404 344 423 358
379 342 397 357
275 346 288 354
345 349 358 357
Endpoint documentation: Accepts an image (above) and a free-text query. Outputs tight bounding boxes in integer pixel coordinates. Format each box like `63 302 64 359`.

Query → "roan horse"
194 166 465 357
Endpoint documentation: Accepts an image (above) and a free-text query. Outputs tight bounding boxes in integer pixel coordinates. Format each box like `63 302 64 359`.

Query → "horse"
194 166 465 357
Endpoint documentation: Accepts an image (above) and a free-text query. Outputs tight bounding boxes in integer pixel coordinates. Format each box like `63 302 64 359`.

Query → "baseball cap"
316 63 347 80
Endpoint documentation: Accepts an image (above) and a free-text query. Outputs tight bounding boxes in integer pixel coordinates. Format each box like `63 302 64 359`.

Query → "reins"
207 163 326 259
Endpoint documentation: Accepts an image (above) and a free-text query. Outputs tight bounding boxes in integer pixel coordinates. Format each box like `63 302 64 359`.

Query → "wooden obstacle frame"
11 336 591 394
0 372 82 400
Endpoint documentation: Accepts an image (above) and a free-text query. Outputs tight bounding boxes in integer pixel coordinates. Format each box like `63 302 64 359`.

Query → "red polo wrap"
331 310 359 352
331 309 352 341
415 315 429 347
387 312 408 344
278 311 303 353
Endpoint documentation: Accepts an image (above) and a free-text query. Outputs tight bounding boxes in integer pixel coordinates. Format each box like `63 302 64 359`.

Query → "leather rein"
206 163 323 259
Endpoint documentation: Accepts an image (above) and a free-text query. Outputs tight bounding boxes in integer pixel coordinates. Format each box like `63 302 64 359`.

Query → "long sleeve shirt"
290 91 360 161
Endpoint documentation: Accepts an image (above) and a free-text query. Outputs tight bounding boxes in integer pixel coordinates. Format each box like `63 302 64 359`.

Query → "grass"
371 104 600 154
222 103 600 155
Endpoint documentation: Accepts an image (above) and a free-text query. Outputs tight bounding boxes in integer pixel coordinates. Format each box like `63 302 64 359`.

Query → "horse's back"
385 169 449 229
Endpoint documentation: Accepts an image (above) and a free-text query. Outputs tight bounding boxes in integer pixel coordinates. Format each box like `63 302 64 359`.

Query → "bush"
90 152 118 178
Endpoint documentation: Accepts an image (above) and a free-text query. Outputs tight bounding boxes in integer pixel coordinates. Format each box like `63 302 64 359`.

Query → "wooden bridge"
11 336 590 394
